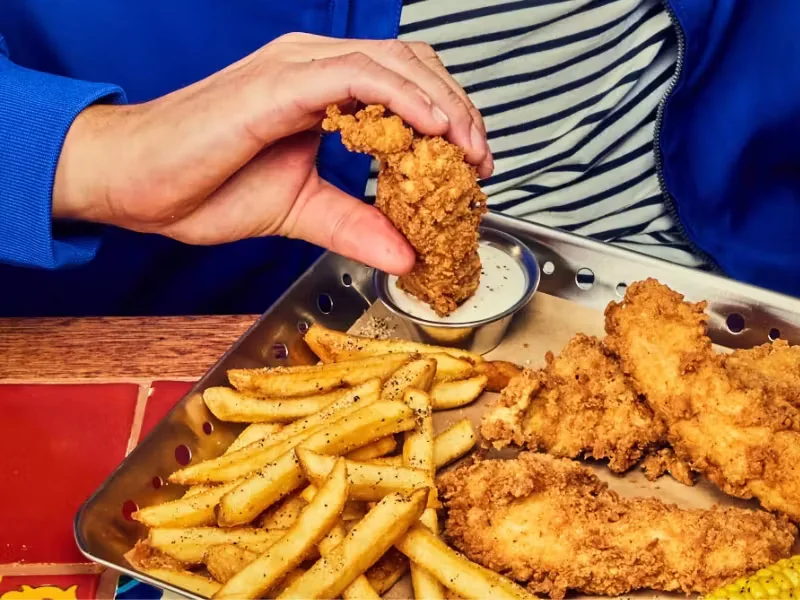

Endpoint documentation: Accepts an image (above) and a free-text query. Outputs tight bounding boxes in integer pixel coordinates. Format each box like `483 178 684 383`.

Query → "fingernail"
470 123 485 153
432 106 449 124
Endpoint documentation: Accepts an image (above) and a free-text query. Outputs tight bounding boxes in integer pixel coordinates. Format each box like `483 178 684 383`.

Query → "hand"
53 33 493 275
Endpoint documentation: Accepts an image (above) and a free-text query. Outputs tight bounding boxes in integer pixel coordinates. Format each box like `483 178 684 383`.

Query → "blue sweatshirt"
0 0 799 316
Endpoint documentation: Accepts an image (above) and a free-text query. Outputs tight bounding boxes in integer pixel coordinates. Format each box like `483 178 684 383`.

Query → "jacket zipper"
654 0 722 272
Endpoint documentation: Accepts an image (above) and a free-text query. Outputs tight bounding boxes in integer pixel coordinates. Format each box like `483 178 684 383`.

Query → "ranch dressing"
387 242 527 324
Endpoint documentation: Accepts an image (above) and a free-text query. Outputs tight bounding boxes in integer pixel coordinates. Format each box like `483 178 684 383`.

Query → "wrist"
52 104 122 224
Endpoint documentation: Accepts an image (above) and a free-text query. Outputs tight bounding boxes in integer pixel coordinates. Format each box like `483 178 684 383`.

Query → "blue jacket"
0 0 798 316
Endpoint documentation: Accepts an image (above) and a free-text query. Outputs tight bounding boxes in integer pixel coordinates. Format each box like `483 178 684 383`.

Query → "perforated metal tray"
74 212 800 598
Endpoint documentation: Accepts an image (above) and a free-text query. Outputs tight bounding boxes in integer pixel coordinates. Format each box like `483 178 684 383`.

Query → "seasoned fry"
411 510 447 599
346 435 397 461
149 526 285 564
430 353 475 382
217 401 415 526
257 491 308 529
277 488 428 599
226 423 283 454
204 544 258 583
141 568 221 598
297 448 431 501
304 323 482 363
133 482 237 528
380 357 437 402
169 380 381 485
227 353 412 397
395 525 536 600
371 418 476 470
475 360 523 392
217 459 349 599
303 484 381 600
429 375 488 410
182 484 217 498
433 418 477 469
204 386 343 422
365 547 409 595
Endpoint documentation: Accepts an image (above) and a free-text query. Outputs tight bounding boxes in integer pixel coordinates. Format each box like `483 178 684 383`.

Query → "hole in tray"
542 261 555 275
769 327 781 341
576 268 595 290
122 499 138 521
297 320 310 334
726 313 746 334
152 476 163 489
615 282 627 297
317 293 333 314
342 273 353 287
202 421 214 435
272 342 289 361
175 444 192 466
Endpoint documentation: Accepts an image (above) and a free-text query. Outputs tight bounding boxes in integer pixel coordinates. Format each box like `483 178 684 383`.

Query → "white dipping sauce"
387 242 527 324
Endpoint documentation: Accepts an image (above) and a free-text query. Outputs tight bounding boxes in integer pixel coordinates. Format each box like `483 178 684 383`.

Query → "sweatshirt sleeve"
0 37 127 269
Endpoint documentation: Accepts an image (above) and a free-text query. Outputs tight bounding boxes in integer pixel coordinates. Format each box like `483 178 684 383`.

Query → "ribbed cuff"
0 56 126 269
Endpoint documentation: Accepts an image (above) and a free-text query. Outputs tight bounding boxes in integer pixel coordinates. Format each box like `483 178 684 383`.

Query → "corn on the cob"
704 556 800 599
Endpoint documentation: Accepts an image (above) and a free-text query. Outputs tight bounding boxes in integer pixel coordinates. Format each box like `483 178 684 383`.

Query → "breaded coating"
481 334 665 473
323 104 487 316
439 453 797 599
605 278 800 521
723 339 800 409
640 447 696 486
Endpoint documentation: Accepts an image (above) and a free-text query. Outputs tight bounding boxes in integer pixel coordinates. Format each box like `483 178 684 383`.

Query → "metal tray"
74 212 800 598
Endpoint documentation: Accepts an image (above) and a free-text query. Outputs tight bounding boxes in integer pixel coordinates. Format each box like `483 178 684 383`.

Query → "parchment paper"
348 292 795 600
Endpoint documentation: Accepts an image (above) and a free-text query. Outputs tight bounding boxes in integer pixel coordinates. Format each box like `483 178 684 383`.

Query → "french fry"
204 544 258 583
380 358 436 402
217 450 306 528
342 501 367 521
346 435 397 461
370 418 476 470
141 568 221 598
216 459 348 599
365 547 409 595
304 323 482 363
227 353 412 397
429 375 488 410
133 482 237 528
270 569 307 597
169 380 381 485
303 484 380 600
149 526 285 564
182 484 217 498
277 488 428 599
217 401 415 526
297 448 431 501
225 423 283 454
429 353 474 382
395 525 536 600
204 386 343 423
475 360 523 392
257 491 307 529
403 389 446 599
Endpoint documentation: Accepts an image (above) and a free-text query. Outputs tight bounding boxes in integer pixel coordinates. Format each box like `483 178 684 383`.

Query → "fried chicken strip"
481 335 668 474
322 104 487 316
723 339 800 409
605 278 800 520
439 453 797 599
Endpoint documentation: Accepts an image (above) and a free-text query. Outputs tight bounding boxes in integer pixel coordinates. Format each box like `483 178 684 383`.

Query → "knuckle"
381 38 417 61
410 41 438 60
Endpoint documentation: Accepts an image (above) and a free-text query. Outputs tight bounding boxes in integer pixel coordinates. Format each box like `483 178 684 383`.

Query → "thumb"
282 178 415 275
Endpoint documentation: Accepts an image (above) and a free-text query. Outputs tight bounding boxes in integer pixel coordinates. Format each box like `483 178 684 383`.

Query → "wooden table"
0 315 256 599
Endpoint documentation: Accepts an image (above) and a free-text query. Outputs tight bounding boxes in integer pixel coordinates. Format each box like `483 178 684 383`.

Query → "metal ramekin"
373 227 540 355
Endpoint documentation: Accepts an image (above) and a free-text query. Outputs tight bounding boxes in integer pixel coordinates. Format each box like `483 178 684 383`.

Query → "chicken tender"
605 278 800 521
481 335 666 473
439 453 797 599
723 339 800 409
323 104 487 316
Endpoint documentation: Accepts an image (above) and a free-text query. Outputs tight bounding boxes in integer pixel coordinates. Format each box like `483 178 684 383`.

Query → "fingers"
282 177 416 275
260 53 450 146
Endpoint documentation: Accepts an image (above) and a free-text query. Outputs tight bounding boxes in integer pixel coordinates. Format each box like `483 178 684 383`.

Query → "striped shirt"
366 0 706 268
